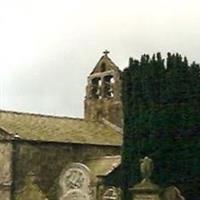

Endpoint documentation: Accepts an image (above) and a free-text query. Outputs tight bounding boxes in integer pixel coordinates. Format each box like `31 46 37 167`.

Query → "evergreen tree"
122 53 200 200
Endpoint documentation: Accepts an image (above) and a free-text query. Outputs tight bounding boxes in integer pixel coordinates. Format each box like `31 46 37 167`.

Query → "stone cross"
103 50 110 56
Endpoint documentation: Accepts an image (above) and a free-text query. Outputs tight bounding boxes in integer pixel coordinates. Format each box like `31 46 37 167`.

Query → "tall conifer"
122 53 200 200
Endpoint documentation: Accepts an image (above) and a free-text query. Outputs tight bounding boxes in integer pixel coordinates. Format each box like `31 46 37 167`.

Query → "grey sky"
1 0 200 118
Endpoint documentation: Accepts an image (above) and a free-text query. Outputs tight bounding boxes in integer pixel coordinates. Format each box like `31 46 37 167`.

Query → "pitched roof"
90 54 121 75
85 155 121 177
0 110 122 146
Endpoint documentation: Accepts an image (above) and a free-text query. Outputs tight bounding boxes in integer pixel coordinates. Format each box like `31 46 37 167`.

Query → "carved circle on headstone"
59 163 91 199
60 189 90 200
103 187 119 200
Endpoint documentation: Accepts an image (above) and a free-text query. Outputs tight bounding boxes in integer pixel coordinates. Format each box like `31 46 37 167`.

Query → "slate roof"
0 110 122 146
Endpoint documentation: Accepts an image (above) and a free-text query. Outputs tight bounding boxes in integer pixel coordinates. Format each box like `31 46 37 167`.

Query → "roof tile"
0 110 122 146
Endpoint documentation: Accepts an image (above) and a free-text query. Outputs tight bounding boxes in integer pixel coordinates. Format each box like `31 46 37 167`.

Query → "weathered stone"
140 157 154 180
0 52 123 200
131 157 161 200
134 193 160 200
0 142 12 183
84 52 123 128
102 186 121 200
0 142 12 200
131 157 186 200
59 163 92 200
161 186 185 200
13 141 120 200
131 179 160 200
0 188 11 200
15 174 47 200
60 189 90 200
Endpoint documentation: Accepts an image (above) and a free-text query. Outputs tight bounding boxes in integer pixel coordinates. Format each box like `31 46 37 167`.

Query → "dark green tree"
121 53 200 200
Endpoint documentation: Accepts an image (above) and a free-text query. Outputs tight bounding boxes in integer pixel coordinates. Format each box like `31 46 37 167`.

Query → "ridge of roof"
0 109 84 121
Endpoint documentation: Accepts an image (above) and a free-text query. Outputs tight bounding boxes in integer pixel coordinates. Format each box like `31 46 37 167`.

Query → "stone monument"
130 157 161 200
59 163 94 200
102 186 121 200
160 186 185 200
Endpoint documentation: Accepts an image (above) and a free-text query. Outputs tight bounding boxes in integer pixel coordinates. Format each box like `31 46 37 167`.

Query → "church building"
0 51 123 200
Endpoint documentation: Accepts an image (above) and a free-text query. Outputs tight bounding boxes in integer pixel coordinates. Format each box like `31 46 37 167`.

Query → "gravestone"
132 179 160 200
102 186 121 200
161 186 185 200
59 163 94 200
60 189 90 200
130 157 161 200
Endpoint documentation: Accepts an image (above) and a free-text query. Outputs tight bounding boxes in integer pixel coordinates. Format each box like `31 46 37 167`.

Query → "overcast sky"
1 0 200 118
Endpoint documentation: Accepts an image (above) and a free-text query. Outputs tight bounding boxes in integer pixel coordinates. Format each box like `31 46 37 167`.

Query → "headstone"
132 179 160 200
130 157 186 200
60 189 90 200
102 187 121 200
59 163 94 200
161 186 185 200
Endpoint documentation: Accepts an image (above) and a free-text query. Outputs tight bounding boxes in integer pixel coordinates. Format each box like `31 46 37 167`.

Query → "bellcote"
84 51 123 127
86 51 121 101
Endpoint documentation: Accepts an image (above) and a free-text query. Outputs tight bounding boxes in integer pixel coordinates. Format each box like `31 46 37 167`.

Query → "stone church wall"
0 141 13 200
85 99 123 127
13 140 120 200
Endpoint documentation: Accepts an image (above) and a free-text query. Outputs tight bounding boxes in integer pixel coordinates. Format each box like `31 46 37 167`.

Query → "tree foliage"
121 53 200 200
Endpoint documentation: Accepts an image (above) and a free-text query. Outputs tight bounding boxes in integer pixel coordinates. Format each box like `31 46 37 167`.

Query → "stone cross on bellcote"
103 50 110 57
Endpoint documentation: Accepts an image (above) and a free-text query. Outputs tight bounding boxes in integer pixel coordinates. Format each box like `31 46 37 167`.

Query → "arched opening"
91 77 101 99
103 75 114 98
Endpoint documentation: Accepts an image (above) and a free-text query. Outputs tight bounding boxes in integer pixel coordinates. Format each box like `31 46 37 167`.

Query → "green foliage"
121 53 200 200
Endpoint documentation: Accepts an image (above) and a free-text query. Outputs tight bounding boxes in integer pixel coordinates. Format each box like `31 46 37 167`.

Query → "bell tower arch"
84 51 123 127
